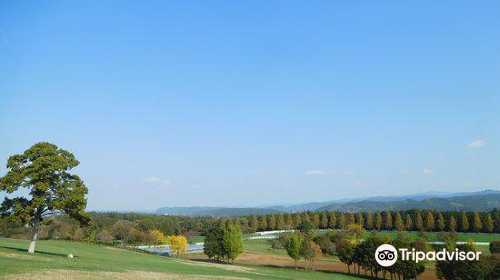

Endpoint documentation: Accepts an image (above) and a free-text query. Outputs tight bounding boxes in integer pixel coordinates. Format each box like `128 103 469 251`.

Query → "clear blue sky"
1 1 499 210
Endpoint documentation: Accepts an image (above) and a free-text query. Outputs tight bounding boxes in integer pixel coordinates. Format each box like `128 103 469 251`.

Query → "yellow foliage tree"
150 230 167 245
168 235 188 257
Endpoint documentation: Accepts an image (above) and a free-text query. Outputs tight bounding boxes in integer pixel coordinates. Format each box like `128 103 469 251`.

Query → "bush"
313 235 335 255
95 230 114 243
327 230 349 245
490 240 500 254
267 238 282 249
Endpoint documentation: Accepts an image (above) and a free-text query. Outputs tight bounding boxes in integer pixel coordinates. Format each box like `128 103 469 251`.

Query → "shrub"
490 240 500 254
313 235 335 255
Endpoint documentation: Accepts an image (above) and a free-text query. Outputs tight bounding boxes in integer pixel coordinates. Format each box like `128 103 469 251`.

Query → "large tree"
0 142 89 253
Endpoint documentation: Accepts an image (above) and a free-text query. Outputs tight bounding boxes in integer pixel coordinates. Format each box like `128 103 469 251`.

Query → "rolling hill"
155 206 283 217
317 193 500 212
155 190 500 217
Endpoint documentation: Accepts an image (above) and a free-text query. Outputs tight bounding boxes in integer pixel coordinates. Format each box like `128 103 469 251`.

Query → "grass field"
242 239 288 256
242 231 500 258
0 238 362 280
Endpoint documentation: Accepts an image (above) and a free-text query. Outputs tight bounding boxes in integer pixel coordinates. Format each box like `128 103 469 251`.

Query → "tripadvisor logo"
375 244 482 267
375 244 398 267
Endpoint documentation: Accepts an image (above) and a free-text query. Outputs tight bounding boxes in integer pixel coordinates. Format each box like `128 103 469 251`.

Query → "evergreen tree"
461 212 469 232
415 212 424 231
394 212 405 231
285 213 294 229
240 217 249 232
259 215 268 231
449 215 457 232
472 212 482 232
375 212 383 230
437 213 446 231
339 213 346 229
383 211 393 230
329 212 337 229
277 214 286 230
232 217 240 227
356 212 364 226
312 213 320 228
405 214 413 231
425 211 435 231
293 213 301 229
250 215 259 232
485 214 494 233
365 213 373 230
268 214 276 230
302 212 311 222
347 213 355 226
320 212 328 229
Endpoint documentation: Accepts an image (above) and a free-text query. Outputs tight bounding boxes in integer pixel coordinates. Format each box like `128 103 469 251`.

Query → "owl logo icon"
375 244 398 267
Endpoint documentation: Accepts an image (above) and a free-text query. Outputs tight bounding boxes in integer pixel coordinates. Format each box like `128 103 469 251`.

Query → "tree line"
0 212 219 246
234 209 500 233
277 223 499 280
2 209 499 246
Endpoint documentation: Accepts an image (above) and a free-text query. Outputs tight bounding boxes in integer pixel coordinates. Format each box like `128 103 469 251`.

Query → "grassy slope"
0 238 360 280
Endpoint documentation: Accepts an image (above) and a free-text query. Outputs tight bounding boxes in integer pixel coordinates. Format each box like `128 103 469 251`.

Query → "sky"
1 1 499 211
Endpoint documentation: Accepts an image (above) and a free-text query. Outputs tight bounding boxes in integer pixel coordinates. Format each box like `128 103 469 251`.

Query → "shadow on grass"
0 245 68 258
256 264 377 279
188 258 375 279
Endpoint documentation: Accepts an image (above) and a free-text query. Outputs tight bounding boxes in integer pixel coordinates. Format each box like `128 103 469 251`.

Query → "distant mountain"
155 206 283 217
317 192 500 212
265 201 336 212
155 190 500 217
359 190 500 203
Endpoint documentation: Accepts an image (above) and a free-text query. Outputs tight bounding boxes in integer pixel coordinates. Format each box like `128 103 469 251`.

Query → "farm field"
0 238 362 280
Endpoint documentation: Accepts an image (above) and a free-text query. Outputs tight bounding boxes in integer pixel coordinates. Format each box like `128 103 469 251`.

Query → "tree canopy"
0 142 89 253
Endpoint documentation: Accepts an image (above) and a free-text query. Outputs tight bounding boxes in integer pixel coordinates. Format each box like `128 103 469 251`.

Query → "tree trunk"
28 216 40 254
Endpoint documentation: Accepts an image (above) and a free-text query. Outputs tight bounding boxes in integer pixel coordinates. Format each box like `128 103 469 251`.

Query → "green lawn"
243 239 288 256
242 231 499 257
0 238 361 280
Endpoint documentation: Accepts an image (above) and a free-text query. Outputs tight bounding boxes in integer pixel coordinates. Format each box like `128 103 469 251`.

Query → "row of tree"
236 209 500 233
0 212 219 245
279 222 499 280
2 209 497 247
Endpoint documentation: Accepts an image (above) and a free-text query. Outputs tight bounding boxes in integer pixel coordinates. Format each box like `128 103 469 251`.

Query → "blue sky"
1 1 499 210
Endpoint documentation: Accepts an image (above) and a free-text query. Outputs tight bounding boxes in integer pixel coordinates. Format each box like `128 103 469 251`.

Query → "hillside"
0 238 360 280
156 206 283 217
155 190 500 217
317 193 500 212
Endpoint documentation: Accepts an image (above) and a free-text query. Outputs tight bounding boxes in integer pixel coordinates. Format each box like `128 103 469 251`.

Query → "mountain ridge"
155 189 500 217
